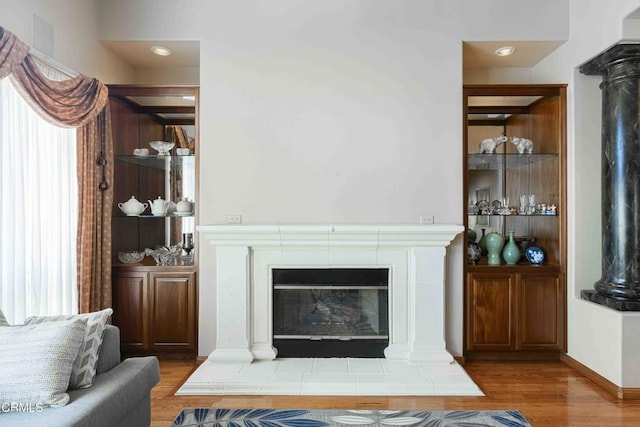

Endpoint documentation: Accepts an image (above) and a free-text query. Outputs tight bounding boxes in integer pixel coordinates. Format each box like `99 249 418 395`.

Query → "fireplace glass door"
272 268 389 358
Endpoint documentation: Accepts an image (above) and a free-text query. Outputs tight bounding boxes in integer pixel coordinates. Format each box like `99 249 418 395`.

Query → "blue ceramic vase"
525 246 545 265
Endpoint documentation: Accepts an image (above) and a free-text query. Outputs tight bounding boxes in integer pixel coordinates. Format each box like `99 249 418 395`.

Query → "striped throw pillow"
25 308 113 389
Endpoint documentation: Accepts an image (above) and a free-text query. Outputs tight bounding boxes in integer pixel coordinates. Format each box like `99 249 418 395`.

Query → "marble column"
580 44 640 309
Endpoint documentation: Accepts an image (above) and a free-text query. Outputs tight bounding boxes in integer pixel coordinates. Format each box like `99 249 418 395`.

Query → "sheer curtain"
0 70 78 324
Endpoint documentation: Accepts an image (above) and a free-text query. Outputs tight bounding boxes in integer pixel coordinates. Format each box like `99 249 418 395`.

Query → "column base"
408 347 454 364
251 344 278 361
581 289 640 311
384 343 411 360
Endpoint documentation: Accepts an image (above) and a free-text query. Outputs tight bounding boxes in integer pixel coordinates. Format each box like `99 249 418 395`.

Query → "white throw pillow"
0 309 8 326
25 308 113 389
0 318 86 409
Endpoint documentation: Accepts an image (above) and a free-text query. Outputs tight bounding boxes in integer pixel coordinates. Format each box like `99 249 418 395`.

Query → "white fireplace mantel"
198 224 463 364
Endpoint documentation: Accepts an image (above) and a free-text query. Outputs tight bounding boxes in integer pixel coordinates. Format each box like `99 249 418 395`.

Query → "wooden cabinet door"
112 270 149 351
518 273 564 350
148 271 197 352
466 272 516 351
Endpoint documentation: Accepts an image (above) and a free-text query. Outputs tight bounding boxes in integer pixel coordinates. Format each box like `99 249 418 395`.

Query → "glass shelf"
469 213 558 217
467 153 558 170
115 154 195 170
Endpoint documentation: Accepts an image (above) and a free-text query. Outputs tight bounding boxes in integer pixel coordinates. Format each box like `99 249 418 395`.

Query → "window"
0 70 78 324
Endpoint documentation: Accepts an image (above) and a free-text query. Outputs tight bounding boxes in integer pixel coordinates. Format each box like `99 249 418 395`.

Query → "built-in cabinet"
466 269 564 353
109 85 198 358
112 266 197 354
463 85 567 360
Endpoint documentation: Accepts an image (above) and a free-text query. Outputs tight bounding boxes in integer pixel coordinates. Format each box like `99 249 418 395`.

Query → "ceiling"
102 40 200 68
101 39 563 71
463 41 565 69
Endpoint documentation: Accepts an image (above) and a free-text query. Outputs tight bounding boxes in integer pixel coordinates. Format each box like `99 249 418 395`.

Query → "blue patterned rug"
171 408 532 426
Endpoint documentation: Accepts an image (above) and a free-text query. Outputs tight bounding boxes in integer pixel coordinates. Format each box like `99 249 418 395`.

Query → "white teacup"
133 148 149 156
176 148 191 156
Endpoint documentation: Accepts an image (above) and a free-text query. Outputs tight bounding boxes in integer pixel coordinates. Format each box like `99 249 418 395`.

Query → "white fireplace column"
209 245 254 363
198 224 463 364
406 246 451 363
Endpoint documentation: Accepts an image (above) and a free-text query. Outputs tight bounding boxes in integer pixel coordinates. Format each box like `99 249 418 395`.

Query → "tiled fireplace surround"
198 224 464 364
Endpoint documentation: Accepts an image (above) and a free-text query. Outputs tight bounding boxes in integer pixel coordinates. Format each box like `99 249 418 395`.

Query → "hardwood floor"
151 358 640 426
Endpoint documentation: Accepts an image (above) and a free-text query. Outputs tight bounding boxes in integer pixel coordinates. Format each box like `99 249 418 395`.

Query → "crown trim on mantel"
197 224 464 247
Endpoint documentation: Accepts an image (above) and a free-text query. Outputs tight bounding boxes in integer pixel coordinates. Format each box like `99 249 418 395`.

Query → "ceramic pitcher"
148 196 169 216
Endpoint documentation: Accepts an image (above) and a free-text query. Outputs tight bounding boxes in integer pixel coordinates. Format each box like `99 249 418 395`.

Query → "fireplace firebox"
272 268 389 358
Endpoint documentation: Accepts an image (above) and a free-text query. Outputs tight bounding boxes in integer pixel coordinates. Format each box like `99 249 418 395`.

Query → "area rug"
171 408 532 426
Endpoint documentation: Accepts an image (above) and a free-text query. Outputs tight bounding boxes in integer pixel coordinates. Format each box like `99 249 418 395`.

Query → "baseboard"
454 356 466 365
560 353 640 399
465 351 562 361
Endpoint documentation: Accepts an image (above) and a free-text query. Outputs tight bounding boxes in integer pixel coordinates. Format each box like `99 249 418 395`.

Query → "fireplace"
197 224 463 364
272 267 389 358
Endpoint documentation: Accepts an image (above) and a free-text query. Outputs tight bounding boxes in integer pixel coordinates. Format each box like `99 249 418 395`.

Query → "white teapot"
148 196 169 216
176 197 194 213
118 196 148 216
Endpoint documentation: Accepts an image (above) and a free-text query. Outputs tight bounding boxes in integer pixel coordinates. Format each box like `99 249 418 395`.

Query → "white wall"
0 0 133 82
133 67 199 85
464 68 533 85
530 0 640 387
198 1 468 356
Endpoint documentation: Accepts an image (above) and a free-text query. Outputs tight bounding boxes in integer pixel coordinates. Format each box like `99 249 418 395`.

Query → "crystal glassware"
117 251 145 264
149 140 175 156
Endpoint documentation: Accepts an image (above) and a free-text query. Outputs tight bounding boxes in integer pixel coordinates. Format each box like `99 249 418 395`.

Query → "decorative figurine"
510 136 534 154
468 241 482 264
479 135 508 154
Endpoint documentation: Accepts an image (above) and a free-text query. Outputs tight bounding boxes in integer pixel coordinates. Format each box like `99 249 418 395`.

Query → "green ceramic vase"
502 231 521 265
484 232 504 265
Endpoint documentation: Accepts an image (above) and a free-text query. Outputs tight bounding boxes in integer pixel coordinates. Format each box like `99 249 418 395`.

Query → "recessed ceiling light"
150 45 172 56
494 46 516 57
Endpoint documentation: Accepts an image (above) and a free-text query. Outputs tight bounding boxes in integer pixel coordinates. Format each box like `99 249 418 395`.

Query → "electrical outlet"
227 214 242 224
419 215 434 224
